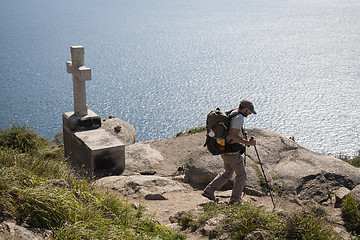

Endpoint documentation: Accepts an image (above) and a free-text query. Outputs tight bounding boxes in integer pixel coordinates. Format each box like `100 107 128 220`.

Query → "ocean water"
0 0 359 156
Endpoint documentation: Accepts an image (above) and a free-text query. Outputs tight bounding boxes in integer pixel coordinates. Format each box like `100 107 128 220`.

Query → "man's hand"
247 137 256 146
230 129 256 146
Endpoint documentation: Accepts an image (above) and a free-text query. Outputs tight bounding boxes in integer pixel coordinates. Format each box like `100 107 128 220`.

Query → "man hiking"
202 99 257 204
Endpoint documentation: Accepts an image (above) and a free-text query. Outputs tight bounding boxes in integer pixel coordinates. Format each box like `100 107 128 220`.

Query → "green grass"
250 163 269 193
179 202 341 240
338 150 360 168
341 194 360 235
0 125 186 239
0 124 48 153
175 126 206 137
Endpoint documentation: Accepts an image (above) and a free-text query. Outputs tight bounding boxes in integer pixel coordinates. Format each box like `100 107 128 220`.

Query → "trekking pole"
253 144 276 208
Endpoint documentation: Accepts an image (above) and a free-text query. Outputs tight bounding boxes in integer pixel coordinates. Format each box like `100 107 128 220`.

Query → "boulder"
335 187 351 207
246 129 360 200
94 175 189 199
97 128 360 205
183 155 224 186
100 116 136 146
180 128 360 202
125 143 165 173
183 153 263 194
0 213 52 240
349 185 360 206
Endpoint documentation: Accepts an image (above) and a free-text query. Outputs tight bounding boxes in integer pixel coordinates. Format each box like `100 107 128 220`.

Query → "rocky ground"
3 116 359 239
93 120 360 239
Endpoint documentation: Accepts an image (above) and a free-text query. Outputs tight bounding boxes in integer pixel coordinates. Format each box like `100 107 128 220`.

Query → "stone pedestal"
72 129 125 175
62 110 125 176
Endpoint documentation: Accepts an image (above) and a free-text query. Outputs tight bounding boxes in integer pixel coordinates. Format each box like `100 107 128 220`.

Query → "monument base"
62 110 125 176
71 128 125 176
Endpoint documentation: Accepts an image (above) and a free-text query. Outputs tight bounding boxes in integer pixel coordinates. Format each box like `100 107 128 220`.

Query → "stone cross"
66 46 91 116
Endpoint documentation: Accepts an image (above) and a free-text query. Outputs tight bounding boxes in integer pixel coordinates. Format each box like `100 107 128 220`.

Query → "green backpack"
204 108 245 155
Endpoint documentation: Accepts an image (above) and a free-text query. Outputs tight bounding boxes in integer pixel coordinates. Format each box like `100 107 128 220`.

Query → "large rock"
125 143 165 174
335 187 351 207
349 185 360 206
0 213 52 240
95 128 360 205
180 129 360 202
247 129 360 200
95 175 189 199
100 116 136 146
183 154 263 194
183 155 223 186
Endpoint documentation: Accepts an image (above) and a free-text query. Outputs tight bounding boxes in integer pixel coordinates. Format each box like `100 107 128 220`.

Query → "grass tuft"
338 150 360 168
0 124 47 153
178 202 341 240
341 194 360 234
175 126 206 137
279 210 337 240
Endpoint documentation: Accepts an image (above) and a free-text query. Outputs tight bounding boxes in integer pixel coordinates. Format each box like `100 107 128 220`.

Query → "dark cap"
239 99 257 114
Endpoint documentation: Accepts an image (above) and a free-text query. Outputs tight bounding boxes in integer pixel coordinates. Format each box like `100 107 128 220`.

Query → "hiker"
202 99 257 204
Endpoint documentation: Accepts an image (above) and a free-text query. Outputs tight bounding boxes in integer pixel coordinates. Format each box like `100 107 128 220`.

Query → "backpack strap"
226 108 239 117
241 127 247 138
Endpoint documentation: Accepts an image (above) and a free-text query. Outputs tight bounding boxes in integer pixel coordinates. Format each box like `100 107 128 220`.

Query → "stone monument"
62 46 125 176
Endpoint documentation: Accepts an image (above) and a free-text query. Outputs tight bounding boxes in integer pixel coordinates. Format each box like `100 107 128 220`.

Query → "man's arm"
230 128 256 146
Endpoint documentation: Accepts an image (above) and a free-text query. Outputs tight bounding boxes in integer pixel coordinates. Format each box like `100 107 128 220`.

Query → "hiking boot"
201 191 215 201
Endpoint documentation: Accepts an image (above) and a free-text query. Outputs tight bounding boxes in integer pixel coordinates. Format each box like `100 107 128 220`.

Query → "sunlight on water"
0 0 359 156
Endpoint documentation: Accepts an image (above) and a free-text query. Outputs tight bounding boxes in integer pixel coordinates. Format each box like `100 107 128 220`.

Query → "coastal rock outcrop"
180 129 360 202
105 128 360 206
91 127 358 238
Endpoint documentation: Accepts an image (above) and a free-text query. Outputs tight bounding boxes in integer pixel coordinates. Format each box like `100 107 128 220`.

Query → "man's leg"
228 152 247 203
202 154 234 200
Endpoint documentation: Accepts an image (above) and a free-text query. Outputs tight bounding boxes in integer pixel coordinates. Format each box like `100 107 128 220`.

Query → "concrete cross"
66 46 92 116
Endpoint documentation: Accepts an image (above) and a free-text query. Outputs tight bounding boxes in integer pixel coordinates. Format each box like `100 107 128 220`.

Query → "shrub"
179 212 197 231
342 194 360 234
224 202 279 239
277 211 338 240
178 202 340 240
183 202 280 239
0 124 47 153
338 150 360 168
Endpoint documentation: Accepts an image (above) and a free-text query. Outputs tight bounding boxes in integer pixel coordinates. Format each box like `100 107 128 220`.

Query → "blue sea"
0 0 359 156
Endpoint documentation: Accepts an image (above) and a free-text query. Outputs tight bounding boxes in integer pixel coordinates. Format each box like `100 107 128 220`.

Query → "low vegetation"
341 194 360 236
0 125 357 239
0 125 186 239
338 150 360 168
179 202 341 240
175 126 206 137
